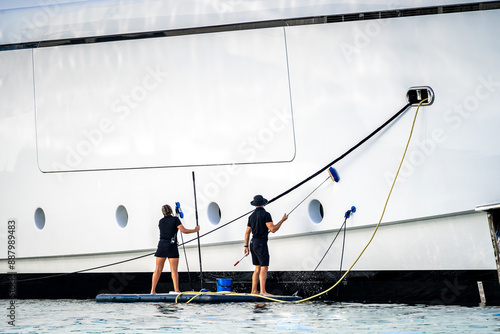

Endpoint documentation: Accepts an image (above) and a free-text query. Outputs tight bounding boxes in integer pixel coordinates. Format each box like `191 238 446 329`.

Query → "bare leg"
251 266 261 295
259 266 273 296
151 257 166 294
168 257 180 292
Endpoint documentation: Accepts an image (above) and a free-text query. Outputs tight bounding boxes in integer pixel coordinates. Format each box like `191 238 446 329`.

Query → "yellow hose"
176 291 290 304
297 98 427 303
176 99 427 304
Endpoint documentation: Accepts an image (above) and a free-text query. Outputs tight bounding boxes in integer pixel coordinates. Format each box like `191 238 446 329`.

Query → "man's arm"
244 226 251 255
266 213 288 233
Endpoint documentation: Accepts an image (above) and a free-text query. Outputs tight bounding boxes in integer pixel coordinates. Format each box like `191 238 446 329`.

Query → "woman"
151 204 200 294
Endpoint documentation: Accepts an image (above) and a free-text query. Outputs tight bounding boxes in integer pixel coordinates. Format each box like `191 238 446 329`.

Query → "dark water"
3 299 500 333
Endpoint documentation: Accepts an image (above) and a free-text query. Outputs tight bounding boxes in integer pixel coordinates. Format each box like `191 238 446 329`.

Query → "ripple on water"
2 300 500 333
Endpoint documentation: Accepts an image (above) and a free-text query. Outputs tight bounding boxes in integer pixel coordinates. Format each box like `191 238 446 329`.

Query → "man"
244 195 288 296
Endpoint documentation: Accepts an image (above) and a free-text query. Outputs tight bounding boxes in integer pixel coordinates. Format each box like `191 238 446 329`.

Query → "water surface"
3 299 500 333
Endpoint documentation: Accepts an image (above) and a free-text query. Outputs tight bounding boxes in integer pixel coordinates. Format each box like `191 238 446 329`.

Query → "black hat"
251 195 268 207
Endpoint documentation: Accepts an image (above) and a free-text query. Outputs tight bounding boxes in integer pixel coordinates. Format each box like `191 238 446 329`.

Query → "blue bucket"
216 278 232 292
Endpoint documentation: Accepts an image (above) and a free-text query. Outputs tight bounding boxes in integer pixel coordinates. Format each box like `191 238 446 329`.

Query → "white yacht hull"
1 0 500 304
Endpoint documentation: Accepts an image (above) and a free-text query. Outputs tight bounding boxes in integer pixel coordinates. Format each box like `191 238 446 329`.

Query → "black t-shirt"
247 207 272 240
158 215 181 243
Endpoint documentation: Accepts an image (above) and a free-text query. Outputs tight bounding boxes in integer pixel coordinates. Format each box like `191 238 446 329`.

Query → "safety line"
8 251 154 283
292 215 349 297
267 102 411 206
1 102 412 285
180 102 412 246
170 99 425 304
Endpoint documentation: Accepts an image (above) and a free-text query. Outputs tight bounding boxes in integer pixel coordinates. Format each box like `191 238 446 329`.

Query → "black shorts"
250 238 269 266
154 240 179 258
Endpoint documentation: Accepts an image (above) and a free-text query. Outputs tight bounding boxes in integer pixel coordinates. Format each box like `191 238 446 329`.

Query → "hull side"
3 270 499 306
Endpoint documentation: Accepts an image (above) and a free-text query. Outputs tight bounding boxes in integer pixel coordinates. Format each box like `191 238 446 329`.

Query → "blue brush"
345 206 356 219
328 167 340 183
175 202 184 218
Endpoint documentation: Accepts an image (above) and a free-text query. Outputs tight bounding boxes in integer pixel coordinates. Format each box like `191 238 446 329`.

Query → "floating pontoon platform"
96 292 302 303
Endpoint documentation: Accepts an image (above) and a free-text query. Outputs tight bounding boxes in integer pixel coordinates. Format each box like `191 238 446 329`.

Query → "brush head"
345 206 356 218
328 167 340 183
175 202 184 218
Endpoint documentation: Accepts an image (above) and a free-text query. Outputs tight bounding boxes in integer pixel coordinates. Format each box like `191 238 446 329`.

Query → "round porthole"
207 202 221 225
308 200 324 224
116 205 128 228
34 207 46 230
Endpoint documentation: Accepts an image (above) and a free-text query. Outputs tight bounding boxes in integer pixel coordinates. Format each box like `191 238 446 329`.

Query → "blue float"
96 292 302 303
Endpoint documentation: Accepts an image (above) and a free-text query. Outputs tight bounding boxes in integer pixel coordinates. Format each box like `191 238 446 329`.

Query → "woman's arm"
178 224 200 234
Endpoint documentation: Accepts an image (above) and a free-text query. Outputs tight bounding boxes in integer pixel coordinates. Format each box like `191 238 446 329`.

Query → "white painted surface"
0 5 499 274
0 0 489 44
34 28 294 171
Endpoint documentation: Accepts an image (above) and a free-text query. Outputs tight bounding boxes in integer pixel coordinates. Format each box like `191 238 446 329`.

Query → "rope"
293 215 349 296
165 99 425 304
296 98 427 303
9 251 154 283
178 102 412 246
267 102 411 205
1 102 412 286
337 219 347 297
316 217 348 273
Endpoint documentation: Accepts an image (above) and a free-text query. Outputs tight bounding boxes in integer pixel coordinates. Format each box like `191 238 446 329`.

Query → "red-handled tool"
234 254 248 266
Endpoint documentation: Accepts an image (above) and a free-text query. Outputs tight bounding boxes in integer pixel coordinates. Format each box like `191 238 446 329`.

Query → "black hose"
180 102 412 245
4 102 411 285
268 102 411 205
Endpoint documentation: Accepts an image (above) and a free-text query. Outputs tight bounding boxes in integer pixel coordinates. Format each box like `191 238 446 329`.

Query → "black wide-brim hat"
251 195 268 206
